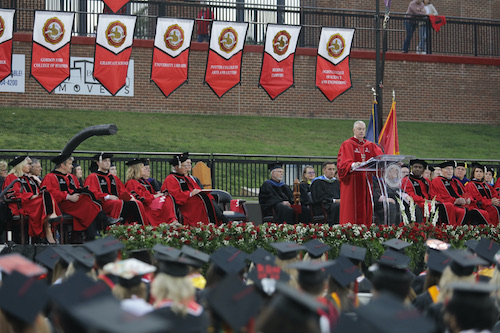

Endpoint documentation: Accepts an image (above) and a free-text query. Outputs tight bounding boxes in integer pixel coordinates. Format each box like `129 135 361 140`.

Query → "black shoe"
103 217 124 228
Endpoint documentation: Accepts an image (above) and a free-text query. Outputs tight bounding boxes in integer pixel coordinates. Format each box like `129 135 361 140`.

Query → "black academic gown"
311 177 341 225
258 180 310 224
151 304 209 333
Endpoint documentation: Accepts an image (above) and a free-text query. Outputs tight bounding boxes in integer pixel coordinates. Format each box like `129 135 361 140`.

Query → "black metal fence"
1 150 499 198
6 0 500 57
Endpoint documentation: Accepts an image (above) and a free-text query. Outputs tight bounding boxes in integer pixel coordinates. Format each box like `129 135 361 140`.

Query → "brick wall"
1 36 499 125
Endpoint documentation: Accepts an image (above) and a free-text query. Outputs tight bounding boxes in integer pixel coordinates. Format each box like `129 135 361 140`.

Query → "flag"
429 15 446 32
0 9 15 83
94 14 136 96
315 28 355 102
366 100 379 143
151 18 194 98
31 11 74 92
258 24 301 100
378 98 399 155
204 21 248 98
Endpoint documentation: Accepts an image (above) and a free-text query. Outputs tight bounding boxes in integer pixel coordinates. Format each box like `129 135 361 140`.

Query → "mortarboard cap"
169 153 189 166
445 249 488 276
448 281 497 304
65 246 95 270
464 239 479 252
268 162 283 171
270 241 305 260
326 256 361 287
426 249 451 274
51 153 71 165
210 246 248 274
377 249 411 270
425 238 451 252
8 155 27 167
339 243 367 264
70 295 168 333
50 271 111 308
35 246 62 270
0 253 47 277
103 258 156 288
126 158 144 166
248 247 276 265
303 239 331 259
474 238 500 265
0 271 49 324
93 152 113 161
52 245 76 265
470 162 485 171
127 248 153 265
382 238 412 252
156 256 198 277
456 162 467 168
409 159 428 169
88 160 98 173
83 236 125 257
153 243 181 260
438 161 456 169
271 282 326 323
247 263 290 296
207 274 263 330
287 260 334 285
180 245 210 268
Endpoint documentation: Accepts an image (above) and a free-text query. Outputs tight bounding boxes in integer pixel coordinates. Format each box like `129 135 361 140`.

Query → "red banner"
93 45 132 95
259 53 295 100
315 56 352 102
0 39 12 82
151 49 189 97
31 43 71 92
204 50 243 98
102 0 129 14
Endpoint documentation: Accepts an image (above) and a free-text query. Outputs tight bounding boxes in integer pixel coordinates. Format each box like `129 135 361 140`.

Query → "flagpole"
375 0 383 134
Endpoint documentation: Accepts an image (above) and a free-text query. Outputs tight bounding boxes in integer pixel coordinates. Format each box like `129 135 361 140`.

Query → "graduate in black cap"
85 152 147 226
161 153 226 226
42 153 113 242
339 243 373 293
430 160 489 226
465 163 500 226
124 158 178 226
84 236 125 289
3 155 62 243
326 256 361 313
258 162 311 224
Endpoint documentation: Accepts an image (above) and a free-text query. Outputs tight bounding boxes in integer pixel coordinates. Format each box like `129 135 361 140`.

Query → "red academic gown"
401 174 433 210
3 173 61 237
337 137 383 225
465 180 500 226
495 178 500 195
430 176 488 226
42 171 102 231
125 178 178 226
162 173 220 226
85 171 148 225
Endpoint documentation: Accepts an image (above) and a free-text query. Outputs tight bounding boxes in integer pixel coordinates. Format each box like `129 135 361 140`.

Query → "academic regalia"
337 137 383 225
310 175 340 225
299 181 312 206
85 171 148 225
162 172 221 226
495 178 500 195
401 174 432 208
42 171 101 231
258 179 311 224
452 175 470 186
125 178 178 226
465 179 500 226
151 299 209 333
3 173 61 237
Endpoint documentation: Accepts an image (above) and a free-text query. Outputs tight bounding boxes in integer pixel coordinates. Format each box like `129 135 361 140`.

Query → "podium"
353 154 414 225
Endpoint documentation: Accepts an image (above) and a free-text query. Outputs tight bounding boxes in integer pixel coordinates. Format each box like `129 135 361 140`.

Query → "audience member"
29 158 43 183
453 162 470 185
337 120 383 225
299 165 316 206
400 159 431 221
0 160 7 190
311 161 341 225
401 164 410 178
71 162 85 187
465 163 500 226
109 162 118 176
184 153 203 188
259 163 311 224
402 0 427 53
418 0 438 53
485 167 495 186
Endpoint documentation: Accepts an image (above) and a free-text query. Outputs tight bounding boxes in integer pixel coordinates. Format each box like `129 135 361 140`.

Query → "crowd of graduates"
1 235 500 332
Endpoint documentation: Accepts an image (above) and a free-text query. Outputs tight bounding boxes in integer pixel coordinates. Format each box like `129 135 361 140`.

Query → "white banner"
317 28 355 65
0 9 15 44
209 21 248 60
96 14 136 54
32 11 74 52
54 56 134 96
154 18 194 57
264 24 301 62
0 54 25 93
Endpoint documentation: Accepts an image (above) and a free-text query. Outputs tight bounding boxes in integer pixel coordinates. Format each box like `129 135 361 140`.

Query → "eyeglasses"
306 171 316 174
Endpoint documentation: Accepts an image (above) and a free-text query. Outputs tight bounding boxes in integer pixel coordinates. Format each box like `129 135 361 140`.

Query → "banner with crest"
31 11 74 92
204 21 248 98
259 24 301 100
315 27 355 102
94 14 136 96
0 9 15 83
151 18 194 98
